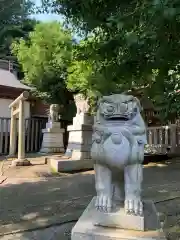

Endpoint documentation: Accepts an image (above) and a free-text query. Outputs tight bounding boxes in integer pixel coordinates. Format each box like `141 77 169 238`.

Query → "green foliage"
0 0 36 61
66 39 101 113
41 0 180 119
67 58 100 114
0 0 35 27
148 68 180 122
67 59 93 96
11 22 73 106
0 19 37 60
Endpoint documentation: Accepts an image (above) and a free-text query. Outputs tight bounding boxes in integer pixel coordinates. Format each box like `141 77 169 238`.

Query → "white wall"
0 98 30 132
0 98 30 118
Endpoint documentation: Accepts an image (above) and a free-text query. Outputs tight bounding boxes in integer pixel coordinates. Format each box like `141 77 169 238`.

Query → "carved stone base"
11 159 31 167
61 114 93 171
71 197 167 240
94 199 158 231
65 124 93 160
40 122 65 153
40 147 64 153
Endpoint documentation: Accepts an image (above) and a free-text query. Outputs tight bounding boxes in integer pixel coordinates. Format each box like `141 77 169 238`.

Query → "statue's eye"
106 105 114 112
120 103 127 113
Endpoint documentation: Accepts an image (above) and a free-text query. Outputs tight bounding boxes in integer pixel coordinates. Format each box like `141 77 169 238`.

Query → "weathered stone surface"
71 197 166 240
67 125 92 158
40 146 64 153
65 113 93 160
40 122 65 153
71 94 167 239
45 122 62 130
72 114 93 126
48 104 60 123
93 198 160 231
91 94 147 215
74 94 90 116
64 94 93 160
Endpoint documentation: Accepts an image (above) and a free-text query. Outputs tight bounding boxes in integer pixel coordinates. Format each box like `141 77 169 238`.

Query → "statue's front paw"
124 199 143 216
95 195 112 213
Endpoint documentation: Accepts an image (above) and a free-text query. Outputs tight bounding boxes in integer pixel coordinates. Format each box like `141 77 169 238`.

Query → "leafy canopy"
41 0 180 119
66 40 94 96
0 0 36 61
0 0 35 27
11 21 73 106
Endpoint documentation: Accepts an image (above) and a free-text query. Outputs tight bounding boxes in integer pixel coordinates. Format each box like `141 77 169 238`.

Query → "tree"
0 0 36 61
42 0 180 119
0 0 35 27
66 40 93 96
11 21 76 120
148 68 180 122
0 19 37 61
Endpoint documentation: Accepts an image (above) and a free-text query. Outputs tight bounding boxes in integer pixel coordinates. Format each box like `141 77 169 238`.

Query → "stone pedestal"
49 113 94 172
71 197 167 240
50 156 93 173
40 122 65 153
65 113 93 160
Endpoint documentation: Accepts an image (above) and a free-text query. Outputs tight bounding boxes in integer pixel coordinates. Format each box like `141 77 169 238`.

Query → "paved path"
0 223 74 240
0 159 180 239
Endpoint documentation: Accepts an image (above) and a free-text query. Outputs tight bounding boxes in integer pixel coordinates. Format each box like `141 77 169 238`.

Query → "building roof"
0 69 31 90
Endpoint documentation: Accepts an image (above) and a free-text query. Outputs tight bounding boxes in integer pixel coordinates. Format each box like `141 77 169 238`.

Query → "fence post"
18 100 25 160
170 124 177 154
9 108 17 156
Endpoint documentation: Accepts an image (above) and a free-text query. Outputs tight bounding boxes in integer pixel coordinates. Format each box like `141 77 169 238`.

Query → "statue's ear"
97 98 101 107
96 96 103 109
133 97 142 112
94 97 102 123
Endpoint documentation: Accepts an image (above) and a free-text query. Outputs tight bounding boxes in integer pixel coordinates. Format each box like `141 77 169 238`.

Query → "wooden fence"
0 117 47 155
1 117 180 156
146 124 180 154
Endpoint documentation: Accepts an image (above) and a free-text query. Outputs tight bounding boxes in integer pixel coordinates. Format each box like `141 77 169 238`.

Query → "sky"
31 0 81 41
32 13 63 22
31 0 64 22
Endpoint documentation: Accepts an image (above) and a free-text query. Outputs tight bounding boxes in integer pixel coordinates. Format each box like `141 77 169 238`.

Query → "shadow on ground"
0 158 180 239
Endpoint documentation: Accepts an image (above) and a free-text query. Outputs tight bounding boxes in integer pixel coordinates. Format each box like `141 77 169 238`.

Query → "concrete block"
49 157 93 173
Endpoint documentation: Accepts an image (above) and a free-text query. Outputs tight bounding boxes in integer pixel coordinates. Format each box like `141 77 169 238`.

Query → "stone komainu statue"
91 94 147 216
48 104 60 123
74 94 90 115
